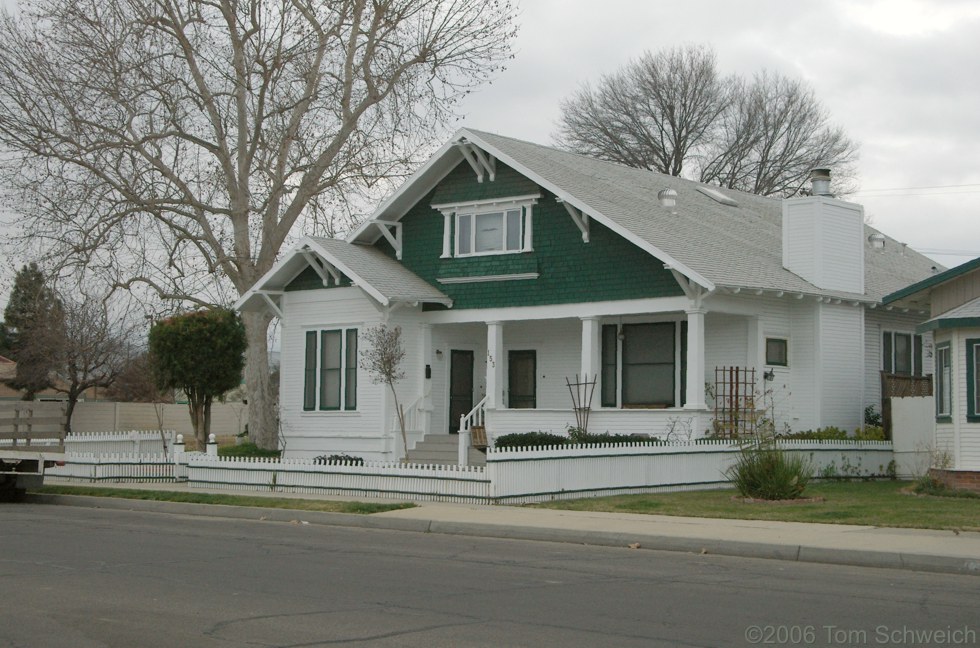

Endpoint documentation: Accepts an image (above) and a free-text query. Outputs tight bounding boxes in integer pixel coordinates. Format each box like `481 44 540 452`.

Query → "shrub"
864 404 882 427
494 432 570 448
726 442 813 500
218 442 281 459
854 425 885 440
779 425 885 441
313 454 365 465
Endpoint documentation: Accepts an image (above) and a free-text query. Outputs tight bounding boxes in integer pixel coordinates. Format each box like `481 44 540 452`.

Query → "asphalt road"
1 504 977 648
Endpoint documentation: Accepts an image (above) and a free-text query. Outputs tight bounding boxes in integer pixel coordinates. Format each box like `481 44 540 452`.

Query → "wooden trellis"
713 367 757 438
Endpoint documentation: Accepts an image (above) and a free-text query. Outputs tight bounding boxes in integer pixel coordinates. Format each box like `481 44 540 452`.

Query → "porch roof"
917 296 980 333
235 236 452 314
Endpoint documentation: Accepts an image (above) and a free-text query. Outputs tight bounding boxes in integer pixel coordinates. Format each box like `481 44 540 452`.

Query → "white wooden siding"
817 303 864 431
787 300 818 431
279 288 388 460
863 308 933 411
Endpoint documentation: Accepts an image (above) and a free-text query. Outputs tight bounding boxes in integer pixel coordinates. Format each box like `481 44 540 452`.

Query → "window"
600 323 681 408
883 331 923 376
935 343 951 420
303 328 357 411
601 325 618 407
766 338 788 366
456 209 523 256
968 339 980 423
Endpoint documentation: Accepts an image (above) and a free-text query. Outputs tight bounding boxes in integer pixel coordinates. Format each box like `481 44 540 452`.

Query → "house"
883 257 980 490
237 129 939 462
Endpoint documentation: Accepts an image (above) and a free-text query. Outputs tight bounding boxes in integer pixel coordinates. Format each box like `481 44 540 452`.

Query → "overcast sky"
454 0 980 269
2 0 978 307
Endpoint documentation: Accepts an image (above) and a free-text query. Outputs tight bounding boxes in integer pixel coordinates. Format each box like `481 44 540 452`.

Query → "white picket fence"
485 439 896 503
185 456 491 503
50 452 177 482
64 430 177 455
46 432 896 504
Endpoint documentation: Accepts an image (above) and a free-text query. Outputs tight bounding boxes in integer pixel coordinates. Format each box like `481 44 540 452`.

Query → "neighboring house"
883 257 980 490
237 129 939 462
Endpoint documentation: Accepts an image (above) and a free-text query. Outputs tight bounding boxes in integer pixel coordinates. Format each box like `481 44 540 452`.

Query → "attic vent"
696 186 738 207
868 232 885 249
658 187 678 210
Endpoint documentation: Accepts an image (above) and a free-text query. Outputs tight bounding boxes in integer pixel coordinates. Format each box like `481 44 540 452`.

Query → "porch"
400 301 765 463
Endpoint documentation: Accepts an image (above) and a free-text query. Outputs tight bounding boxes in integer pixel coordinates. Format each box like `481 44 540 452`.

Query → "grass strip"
532 480 980 531
36 485 415 514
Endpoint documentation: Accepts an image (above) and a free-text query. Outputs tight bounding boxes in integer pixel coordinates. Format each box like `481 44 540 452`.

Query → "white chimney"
782 170 865 293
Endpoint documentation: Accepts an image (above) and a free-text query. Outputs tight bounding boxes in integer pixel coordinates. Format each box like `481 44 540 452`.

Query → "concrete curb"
26 494 980 577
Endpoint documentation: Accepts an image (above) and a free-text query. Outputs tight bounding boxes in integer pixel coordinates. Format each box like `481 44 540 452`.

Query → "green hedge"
494 429 658 449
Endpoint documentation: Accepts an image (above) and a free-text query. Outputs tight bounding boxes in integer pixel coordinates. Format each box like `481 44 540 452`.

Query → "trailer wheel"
0 474 17 502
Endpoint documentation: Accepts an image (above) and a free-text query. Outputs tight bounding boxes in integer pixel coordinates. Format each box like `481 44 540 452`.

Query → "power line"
855 182 980 194
913 248 980 257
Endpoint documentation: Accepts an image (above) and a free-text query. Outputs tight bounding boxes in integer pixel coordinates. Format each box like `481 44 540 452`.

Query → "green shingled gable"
378 161 682 309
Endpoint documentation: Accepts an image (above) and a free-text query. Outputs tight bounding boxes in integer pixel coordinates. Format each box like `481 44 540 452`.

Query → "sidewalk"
32 479 980 577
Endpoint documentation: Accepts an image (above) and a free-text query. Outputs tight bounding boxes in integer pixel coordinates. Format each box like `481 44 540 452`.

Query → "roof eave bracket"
301 250 340 286
557 197 590 243
370 220 403 260
455 140 496 183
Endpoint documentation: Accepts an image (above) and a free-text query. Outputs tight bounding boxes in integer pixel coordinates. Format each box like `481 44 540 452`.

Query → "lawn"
37 485 415 514
532 480 980 531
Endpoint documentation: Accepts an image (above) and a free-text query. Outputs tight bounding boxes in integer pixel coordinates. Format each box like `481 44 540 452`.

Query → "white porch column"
419 323 433 436
486 321 504 409
580 317 601 382
685 307 707 410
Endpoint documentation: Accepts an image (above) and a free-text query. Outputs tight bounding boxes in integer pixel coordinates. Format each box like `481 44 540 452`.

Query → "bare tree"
699 72 858 197
50 295 129 432
555 45 858 197
359 325 409 462
555 45 726 177
0 0 517 449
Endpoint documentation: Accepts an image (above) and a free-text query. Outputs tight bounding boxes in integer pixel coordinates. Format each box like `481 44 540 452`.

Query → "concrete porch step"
410 434 486 466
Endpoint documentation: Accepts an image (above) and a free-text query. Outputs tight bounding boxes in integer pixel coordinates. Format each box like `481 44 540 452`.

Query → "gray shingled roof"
464 130 939 301
306 237 452 306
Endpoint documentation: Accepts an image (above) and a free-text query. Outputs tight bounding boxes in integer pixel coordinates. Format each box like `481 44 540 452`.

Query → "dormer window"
433 194 539 258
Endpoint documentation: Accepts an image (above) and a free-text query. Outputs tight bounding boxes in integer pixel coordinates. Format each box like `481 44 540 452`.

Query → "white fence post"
206 433 218 457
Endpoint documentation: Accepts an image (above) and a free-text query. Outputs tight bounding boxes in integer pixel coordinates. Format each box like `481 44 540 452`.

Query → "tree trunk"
242 310 278 450
64 392 78 434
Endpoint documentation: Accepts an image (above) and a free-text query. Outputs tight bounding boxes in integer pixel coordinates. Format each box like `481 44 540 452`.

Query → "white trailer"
0 402 66 500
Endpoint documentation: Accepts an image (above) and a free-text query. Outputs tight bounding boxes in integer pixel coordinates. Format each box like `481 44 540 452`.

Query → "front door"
449 350 474 434
508 350 536 408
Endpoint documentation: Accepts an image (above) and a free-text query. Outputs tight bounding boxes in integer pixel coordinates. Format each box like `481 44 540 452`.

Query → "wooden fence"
0 402 67 450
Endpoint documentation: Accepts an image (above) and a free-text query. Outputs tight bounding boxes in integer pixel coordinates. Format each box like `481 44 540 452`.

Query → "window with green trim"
935 343 951 420
967 338 980 422
302 328 357 411
883 331 923 376
600 324 618 407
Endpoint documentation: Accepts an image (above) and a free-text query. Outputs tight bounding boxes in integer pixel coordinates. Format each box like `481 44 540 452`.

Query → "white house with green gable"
237 129 939 463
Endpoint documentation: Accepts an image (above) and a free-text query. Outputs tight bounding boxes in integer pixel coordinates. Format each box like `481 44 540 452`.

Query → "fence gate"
713 367 757 438
880 371 932 439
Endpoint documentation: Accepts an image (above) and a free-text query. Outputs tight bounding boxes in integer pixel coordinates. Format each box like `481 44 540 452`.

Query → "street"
1 504 977 647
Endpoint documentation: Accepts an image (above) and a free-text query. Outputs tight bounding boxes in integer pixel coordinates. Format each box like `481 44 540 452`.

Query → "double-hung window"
967 339 980 423
303 328 357 411
883 331 923 376
935 342 951 420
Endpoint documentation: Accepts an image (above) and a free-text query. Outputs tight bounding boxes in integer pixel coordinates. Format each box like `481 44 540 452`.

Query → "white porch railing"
458 396 487 466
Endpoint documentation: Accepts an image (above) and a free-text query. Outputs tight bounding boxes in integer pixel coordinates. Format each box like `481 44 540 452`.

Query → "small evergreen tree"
2 263 65 399
148 308 247 448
